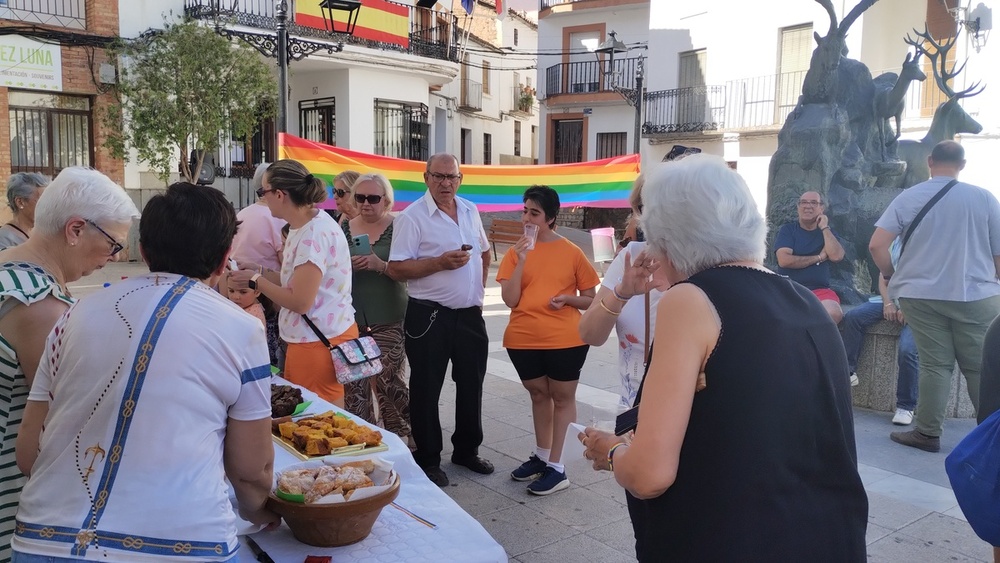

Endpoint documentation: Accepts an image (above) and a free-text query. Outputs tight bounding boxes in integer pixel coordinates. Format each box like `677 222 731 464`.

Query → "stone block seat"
850 318 975 418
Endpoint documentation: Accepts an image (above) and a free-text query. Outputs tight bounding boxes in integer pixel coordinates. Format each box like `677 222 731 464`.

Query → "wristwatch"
248 273 262 290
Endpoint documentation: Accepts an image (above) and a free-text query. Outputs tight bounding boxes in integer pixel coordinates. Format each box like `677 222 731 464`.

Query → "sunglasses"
335 189 348 198
256 188 282 198
86 219 124 257
354 194 383 205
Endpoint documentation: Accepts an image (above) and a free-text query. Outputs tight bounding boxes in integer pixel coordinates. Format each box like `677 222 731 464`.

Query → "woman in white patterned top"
231 160 357 407
0 167 138 563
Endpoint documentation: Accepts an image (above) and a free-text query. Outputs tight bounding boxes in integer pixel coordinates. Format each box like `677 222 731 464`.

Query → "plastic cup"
524 223 539 250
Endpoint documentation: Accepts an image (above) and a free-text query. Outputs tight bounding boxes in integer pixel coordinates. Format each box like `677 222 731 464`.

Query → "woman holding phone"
341 173 411 440
230 160 357 407
498 185 600 495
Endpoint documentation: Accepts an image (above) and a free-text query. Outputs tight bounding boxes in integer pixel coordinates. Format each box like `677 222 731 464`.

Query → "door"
678 49 707 127
552 119 583 164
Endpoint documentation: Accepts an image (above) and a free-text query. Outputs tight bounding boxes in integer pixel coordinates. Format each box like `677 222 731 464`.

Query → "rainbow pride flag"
295 0 409 49
278 134 639 212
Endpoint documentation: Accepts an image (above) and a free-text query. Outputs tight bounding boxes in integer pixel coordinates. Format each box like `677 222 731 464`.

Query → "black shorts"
506 345 590 382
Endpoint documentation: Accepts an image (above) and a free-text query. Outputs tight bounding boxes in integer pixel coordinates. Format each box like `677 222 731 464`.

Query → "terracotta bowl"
266 476 401 547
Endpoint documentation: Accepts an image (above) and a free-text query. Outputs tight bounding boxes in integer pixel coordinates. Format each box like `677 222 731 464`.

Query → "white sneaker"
849 373 859 387
892 408 914 426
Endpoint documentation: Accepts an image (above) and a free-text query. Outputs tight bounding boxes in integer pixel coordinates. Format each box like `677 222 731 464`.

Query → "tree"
104 18 278 184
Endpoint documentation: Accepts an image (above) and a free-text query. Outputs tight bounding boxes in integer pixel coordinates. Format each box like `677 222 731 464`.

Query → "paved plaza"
73 260 993 563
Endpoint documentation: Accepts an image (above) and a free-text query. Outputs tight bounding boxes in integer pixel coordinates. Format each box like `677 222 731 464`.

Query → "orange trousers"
283 324 360 404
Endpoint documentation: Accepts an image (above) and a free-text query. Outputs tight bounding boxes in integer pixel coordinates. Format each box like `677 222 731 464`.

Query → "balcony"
459 79 482 111
183 0 458 63
642 86 726 134
512 84 535 115
545 57 641 98
0 0 86 30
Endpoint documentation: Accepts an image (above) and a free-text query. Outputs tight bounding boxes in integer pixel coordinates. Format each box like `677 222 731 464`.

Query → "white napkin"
563 422 588 462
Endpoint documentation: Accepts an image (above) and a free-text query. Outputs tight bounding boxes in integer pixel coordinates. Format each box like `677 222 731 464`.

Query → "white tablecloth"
237 377 507 563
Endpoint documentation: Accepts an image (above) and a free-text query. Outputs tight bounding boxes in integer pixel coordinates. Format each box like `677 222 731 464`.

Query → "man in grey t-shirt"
870 141 1000 452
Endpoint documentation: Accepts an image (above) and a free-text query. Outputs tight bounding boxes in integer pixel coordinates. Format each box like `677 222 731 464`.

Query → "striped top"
0 262 74 563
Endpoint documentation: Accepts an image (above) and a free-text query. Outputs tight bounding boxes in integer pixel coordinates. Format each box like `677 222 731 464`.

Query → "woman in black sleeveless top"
580 156 868 562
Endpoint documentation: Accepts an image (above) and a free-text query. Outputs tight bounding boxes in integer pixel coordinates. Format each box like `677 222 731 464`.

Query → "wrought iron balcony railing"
544 57 640 98
642 86 726 134
459 78 482 112
183 0 459 63
0 0 86 30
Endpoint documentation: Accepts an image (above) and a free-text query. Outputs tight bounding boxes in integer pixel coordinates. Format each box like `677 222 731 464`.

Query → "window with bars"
483 133 492 165
299 97 336 146
373 99 429 161
514 120 521 156
596 131 628 159
514 28 519 47
9 90 92 177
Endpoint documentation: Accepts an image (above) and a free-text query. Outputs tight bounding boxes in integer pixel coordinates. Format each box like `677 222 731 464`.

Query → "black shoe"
890 429 941 453
451 455 495 474
423 465 449 487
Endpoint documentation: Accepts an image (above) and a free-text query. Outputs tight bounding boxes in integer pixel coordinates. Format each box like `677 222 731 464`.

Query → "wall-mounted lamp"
946 1 992 52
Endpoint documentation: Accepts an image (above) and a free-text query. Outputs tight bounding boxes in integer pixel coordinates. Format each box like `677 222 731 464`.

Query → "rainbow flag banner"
295 0 409 49
278 134 639 212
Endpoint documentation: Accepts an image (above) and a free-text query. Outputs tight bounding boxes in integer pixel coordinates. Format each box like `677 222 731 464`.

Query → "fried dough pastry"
277 469 316 495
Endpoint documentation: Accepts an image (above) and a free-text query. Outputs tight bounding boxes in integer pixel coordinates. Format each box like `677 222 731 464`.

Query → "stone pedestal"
850 320 975 418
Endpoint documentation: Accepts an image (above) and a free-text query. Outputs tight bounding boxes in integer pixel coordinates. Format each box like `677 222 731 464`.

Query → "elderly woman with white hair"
580 155 868 562
0 167 138 561
0 173 49 250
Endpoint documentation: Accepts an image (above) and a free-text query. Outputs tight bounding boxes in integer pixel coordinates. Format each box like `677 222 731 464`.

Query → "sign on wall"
0 35 62 92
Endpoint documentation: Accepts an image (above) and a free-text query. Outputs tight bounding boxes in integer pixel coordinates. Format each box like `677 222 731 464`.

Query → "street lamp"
595 30 644 155
213 0 362 136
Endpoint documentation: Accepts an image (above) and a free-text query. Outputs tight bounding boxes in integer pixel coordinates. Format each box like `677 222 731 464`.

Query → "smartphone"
350 234 371 256
461 244 473 252
614 405 639 436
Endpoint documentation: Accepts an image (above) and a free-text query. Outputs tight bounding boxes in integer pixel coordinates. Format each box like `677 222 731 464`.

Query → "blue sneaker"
527 466 569 496
510 454 547 482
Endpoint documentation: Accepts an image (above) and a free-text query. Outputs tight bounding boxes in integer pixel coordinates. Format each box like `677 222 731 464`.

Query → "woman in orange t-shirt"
497 185 601 496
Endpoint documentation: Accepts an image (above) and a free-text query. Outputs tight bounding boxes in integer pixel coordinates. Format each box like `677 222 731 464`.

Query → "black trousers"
404 297 488 468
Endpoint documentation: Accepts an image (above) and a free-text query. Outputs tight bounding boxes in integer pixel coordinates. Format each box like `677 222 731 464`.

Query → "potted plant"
518 84 535 112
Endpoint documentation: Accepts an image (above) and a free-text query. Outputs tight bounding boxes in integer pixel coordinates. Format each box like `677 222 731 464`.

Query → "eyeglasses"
256 188 281 198
86 219 124 257
334 189 348 198
798 200 822 206
427 172 462 183
354 194 383 205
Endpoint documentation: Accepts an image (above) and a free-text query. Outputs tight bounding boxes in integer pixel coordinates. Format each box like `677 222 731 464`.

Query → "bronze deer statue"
897 26 985 189
873 52 926 153
801 0 880 104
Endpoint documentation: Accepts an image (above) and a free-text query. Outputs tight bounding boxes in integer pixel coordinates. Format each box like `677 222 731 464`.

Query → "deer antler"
839 0 881 36
814 0 838 37
905 25 962 98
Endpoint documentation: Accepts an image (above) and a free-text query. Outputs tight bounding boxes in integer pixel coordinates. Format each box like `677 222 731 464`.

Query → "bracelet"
379 261 389 275
821 226 831 231
598 298 621 316
607 442 627 472
612 286 631 302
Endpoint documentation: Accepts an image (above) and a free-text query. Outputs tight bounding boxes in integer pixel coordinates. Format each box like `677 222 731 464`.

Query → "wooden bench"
487 219 523 260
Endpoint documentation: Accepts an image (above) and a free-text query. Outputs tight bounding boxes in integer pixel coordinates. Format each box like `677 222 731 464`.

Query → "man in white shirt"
388 154 493 487
870 140 1000 453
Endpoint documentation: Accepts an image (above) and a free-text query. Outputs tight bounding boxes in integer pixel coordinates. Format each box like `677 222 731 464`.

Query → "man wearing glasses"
388 153 493 487
774 191 847 325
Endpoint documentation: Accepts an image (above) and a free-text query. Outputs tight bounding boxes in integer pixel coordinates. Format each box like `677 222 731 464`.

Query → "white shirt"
389 190 489 309
231 202 286 272
14 274 271 562
602 241 665 409
279 211 356 342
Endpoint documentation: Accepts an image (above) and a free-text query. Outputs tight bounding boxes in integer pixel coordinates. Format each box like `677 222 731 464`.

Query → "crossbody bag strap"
899 179 959 257
300 314 333 349
643 290 651 368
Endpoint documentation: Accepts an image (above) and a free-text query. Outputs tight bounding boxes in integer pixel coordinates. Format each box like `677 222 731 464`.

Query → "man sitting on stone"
774 191 846 323
841 240 918 422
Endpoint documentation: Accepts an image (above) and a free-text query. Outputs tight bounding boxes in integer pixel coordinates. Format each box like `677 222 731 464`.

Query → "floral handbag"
301 315 383 384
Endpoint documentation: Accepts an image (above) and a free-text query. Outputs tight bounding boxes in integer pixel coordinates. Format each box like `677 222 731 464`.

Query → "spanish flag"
295 0 409 49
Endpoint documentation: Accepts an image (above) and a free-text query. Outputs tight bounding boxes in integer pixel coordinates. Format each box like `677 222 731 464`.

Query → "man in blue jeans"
842 238 918 425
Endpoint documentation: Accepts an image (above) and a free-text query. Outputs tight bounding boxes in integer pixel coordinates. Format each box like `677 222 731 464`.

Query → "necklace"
4 222 28 239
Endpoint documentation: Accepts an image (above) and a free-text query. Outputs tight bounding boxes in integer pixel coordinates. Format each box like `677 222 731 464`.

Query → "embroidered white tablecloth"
236 377 507 563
